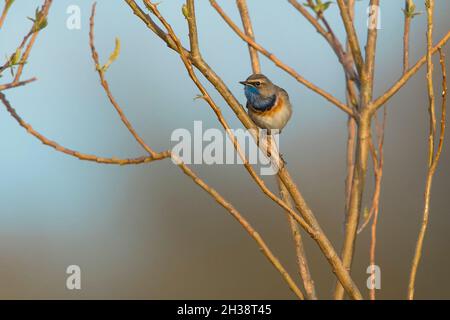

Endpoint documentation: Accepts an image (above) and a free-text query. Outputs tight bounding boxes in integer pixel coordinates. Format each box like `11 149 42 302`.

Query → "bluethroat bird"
240 74 292 133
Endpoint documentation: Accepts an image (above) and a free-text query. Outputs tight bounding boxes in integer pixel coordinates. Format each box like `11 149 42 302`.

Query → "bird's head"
240 74 276 100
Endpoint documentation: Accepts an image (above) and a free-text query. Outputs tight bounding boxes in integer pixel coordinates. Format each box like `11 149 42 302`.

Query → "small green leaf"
182 4 189 19
9 48 22 66
303 0 332 15
101 37 121 72
27 6 48 32
402 2 422 19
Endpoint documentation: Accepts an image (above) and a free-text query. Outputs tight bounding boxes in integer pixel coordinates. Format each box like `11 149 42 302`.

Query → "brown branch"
186 0 201 59
408 1 446 299
370 30 450 113
0 0 13 29
345 114 357 214
13 0 53 83
344 0 357 217
89 3 157 158
277 177 317 300
357 108 386 235
334 0 380 300
358 107 387 300
403 0 414 72
0 92 163 165
0 77 37 91
0 30 32 75
236 0 261 74
335 0 364 76
210 0 354 117
176 159 305 300
362 0 380 107
368 109 386 300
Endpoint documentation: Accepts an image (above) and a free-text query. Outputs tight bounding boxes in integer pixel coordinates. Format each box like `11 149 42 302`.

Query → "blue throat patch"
244 86 276 111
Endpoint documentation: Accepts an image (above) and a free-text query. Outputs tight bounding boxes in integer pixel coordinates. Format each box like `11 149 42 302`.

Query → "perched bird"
240 74 292 133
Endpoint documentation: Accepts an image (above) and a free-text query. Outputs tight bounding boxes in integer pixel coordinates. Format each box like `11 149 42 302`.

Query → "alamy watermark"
170 121 283 176
66 265 81 290
366 264 381 291
367 5 382 30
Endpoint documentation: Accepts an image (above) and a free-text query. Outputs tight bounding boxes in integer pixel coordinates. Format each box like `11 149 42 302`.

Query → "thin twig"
13 0 53 83
277 177 317 299
0 31 32 75
403 0 414 72
236 0 260 74
0 77 37 91
89 3 157 158
335 0 363 75
0 92 163 165
186 0 201 59
408 1 446 300
176 159 305 300
357 109 386 235
344 0 357 219
334 0 380 300
0 0 13 29
367 107 386 300
370 30 450 113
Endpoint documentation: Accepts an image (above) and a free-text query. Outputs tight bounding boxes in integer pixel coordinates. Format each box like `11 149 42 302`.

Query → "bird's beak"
239 81 248 86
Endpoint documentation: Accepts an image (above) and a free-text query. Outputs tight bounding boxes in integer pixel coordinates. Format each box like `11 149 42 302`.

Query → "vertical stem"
236 0 261 74
278 177 317 300
408 0 445 300
186 0 200 59
335 0 379 300
344 0 357 220
335 112 371 299
403 0 414 72
369 107 386 300
336 0 364 75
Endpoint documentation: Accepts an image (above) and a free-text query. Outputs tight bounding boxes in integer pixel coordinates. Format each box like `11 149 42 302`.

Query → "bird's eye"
254 82 261 87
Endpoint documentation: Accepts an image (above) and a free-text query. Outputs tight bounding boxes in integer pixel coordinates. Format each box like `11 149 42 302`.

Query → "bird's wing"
278 87 290 100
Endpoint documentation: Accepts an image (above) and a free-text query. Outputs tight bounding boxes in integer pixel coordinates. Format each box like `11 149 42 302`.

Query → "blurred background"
0 0 448 299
